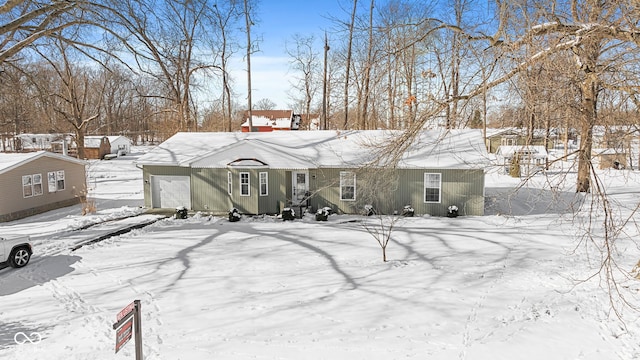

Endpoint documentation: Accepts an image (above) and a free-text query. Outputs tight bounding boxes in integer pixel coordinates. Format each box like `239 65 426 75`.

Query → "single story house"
486 128 555 153
241 110 301 132
135 129 489 217
496 145 548 175
0 151 87 222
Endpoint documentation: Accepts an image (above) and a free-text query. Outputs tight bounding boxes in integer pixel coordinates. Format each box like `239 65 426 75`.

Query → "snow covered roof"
105 135 132 144
0 151 86 175
136 129 490 170
84 136 108 148
496 145 548 158
485 128 523 138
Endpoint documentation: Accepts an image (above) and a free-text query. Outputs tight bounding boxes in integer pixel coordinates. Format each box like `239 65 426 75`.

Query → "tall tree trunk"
360 0 374 130
576 72 598 193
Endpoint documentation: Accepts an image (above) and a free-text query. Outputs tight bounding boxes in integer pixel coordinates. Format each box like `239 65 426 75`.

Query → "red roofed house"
241 110 301 132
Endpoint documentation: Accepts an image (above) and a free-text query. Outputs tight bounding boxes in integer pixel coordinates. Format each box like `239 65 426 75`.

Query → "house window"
240 172 250 196
227 171 232 195
424 173 441 203
340 171 356 201
33 173 43 196
259 172 268 196
48 170 65 192
22 175 33 198
501 137 516 146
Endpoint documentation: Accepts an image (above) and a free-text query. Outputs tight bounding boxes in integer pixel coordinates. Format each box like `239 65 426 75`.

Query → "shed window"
259 172 268 196
424 173 441 203
240 172 250 196
227 171 232 195
340 171 356 201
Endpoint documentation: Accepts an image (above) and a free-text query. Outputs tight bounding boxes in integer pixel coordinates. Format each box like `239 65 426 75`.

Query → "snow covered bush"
281 207 295 221
447 205 459 218
228 208 241 222
315 207 332 221
402 205 415 217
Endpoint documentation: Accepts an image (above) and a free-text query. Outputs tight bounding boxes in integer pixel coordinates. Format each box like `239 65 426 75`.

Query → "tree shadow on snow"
0 254 81 296
485 186 585 216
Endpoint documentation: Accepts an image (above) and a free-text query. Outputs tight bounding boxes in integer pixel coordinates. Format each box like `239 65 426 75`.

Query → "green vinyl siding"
191 168 233 213
190 168 287 215
309 168 484 216
144 165 484 217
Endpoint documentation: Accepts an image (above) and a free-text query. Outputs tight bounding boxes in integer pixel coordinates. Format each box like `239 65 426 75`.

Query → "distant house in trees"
11 133 69 153
591 126 639 169
241 110 301 132
486 128 556 153
496 145 548 175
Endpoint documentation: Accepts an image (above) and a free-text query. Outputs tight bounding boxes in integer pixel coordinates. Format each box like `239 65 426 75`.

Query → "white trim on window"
22 175 33 198
33 173 43 196
47 170 66 193
423 173 441 203
340 171 356 201
227 171 232 195
240 172 250 196
259 172 268 196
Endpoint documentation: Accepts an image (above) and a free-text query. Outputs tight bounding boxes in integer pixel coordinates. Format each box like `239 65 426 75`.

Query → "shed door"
151 175 191 209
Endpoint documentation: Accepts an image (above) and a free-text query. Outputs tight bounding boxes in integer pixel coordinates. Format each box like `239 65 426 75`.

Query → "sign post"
113 300 142 359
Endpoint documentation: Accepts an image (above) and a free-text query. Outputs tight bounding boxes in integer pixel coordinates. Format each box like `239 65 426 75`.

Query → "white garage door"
151 175 191 209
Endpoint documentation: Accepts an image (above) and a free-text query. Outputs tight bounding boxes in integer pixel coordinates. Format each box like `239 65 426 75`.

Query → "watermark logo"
14 332 42 345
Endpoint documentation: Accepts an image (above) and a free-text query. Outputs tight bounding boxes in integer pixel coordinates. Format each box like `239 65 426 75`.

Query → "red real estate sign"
113 299 142 359
117 301 135 322
115 318 133 353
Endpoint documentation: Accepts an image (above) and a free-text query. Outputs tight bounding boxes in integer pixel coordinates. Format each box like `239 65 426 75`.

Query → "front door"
292 171 309 204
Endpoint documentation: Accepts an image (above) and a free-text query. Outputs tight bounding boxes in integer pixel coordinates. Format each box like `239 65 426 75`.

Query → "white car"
0 235 33 268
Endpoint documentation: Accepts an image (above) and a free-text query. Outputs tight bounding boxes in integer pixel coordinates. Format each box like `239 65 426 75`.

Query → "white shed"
496 145 548 175
106 136 133 155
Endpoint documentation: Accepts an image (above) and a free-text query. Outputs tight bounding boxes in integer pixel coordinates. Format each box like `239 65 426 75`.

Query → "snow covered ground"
1 147 640 360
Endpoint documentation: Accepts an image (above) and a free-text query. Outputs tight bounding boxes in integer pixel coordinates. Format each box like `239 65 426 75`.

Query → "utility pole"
322 32 329 130
244 0 253 131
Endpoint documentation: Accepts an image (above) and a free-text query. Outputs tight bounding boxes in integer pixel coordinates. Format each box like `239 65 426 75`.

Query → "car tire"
9 247 31 268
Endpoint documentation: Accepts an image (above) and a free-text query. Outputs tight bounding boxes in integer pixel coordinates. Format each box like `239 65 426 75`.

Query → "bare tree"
208 0 241 132
0 1 83 64
356 167 404 262
287 34 320 127
254 98 277 110
110 0 220 133
35 40 101 159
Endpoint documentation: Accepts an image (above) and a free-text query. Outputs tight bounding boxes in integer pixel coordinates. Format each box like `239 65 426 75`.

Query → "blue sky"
231 0 344 109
